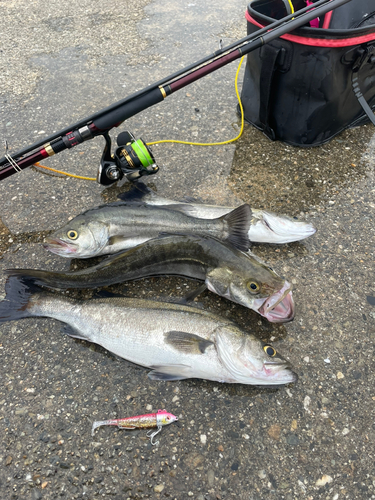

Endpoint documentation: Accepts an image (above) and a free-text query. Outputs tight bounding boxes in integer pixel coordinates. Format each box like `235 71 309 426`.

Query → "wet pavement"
1 0 375 499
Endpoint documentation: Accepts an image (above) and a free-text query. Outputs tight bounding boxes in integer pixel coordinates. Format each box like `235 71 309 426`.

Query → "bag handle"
352 45 375 126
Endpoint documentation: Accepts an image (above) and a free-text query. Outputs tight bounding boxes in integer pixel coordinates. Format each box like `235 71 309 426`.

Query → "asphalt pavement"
1 1 375 499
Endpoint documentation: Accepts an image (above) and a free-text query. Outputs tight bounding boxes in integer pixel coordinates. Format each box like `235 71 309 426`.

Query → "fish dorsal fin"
164 331 213 354
220 204 252 252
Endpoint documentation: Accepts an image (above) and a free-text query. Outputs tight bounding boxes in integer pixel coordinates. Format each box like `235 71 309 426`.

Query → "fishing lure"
91 409 178 445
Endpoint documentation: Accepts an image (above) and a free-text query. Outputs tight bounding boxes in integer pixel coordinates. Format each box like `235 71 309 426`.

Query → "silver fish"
0 277 296 386
44 202 252 258
117 182 317 245
6 235 294 322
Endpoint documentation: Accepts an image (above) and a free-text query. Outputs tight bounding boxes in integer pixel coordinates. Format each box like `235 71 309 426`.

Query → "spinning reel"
97 131 159 185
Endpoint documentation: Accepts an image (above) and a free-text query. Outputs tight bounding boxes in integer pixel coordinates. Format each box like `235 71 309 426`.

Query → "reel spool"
114 131 158 180
97 131 159 185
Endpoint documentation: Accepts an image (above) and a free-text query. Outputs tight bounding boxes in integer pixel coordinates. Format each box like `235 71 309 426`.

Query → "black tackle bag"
240 0 375 146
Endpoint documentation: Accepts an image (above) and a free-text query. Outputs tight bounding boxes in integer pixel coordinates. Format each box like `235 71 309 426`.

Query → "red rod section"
0 150 49 181
169 51 241 93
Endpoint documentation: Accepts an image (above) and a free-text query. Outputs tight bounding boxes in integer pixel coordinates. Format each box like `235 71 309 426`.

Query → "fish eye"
167 416 171 420
67 230 78 240
264 345 276 357
247 281 260 293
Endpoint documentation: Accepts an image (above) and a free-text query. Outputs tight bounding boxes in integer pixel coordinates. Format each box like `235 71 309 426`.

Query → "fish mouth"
263 361 297 384
43 237 78 256
258 282 295 323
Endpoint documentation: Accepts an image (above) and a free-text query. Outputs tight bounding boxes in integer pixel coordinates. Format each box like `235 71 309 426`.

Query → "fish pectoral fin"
61 324 87 340
164 331 213 354
107 235 129 246
220 204 252 252
181 283 207 303
148 364 192 381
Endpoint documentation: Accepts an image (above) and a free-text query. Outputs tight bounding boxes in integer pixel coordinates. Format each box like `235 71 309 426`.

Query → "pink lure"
92 409 178 445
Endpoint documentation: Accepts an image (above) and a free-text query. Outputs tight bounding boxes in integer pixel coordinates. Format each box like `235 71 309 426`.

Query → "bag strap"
259 44 284 140
352 45 375 126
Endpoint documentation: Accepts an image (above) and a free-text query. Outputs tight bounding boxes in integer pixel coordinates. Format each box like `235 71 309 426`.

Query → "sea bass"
0 277 297 386
6 235 294 322
44 202 252 258
117 182 316 245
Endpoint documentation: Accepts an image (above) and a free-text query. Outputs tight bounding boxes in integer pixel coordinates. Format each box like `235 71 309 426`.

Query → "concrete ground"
0 0 374 499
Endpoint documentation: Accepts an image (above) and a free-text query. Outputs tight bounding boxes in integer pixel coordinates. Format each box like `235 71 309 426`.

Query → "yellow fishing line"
147 56 245 147
33 162 96 181
287 0 295 14
33 56 246 180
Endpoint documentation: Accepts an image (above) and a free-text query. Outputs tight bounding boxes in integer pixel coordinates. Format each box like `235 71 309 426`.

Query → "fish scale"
44 202 253 257
117 182 317 245
0 278 297 386
16 293 238 382
6 234 295 322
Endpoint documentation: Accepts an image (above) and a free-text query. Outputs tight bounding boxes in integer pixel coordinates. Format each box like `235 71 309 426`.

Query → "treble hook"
146 425 162 446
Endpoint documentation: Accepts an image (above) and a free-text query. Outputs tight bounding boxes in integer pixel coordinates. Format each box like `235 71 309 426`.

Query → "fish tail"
5 268 73 290
0 275 40 323
221 203 252 252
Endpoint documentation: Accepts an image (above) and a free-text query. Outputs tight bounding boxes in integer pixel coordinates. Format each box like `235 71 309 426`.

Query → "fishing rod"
0 0 352 185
